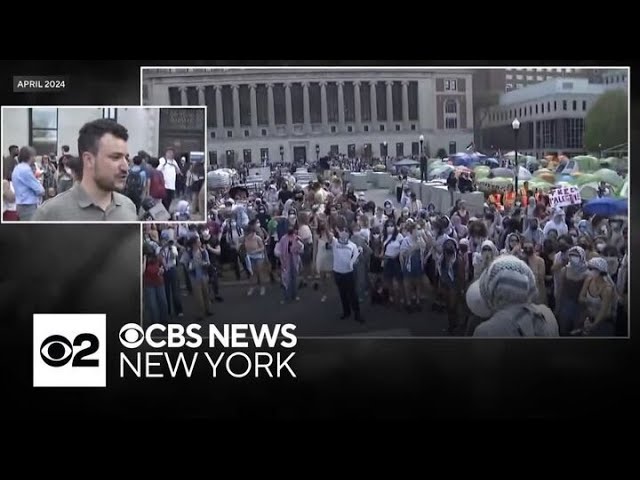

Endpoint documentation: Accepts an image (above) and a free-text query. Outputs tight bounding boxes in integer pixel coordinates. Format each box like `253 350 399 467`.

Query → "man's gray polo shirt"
31 184 138 221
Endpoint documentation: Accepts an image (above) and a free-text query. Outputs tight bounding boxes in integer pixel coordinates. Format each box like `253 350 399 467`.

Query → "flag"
465 141 475 151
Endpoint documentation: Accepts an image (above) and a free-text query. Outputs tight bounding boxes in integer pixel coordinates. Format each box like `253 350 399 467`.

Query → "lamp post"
419 134 425 197
383 141 388 170
279 145 284 164
315 144 320 162
512 118 520 195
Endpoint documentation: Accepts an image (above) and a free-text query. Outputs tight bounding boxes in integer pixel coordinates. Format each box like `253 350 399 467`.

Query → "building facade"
2 107 205 159
602 69 629 92
142 68 475 167
477 78 608 157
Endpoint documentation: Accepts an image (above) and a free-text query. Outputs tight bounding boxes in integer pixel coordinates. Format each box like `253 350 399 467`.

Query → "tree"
436 148 447 159
584 90 628 151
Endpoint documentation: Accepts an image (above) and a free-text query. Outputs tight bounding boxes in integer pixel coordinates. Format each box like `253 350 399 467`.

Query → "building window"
445 118 458 129
273 84 286 125
563 100 567 111
582 100 587 111
506 74 513 80
348 125 353 133
379 125 385 131
222 85 234 127
444 99 458 130
526 76 533 81
239 85 251 126
411 142 420 156
210 131 216 139
449 141 457 155
348 144 356 159
392 81 403 121
444 79 458 91
327 83 339 123
360 83 371 122
516 83 524 89
330 145 339 156
529 106 533 115
395 124 400 131
516 74 523 80
541 103 545 113
364 125 369 132
408 81 419 121
572 100 577 111
396 142 404 157
243 149 252 164
257 84 269 125
537 76 544 81
554 101 557 111
562 82 573 90
331 126 337 133
411 124 416 131
519 108 522 117
260 148 269 163
376 83 387 121
244 130 250 137
205 86 216 128
535 104 539 114
187 87 199 105
29 108 58 155
227 130 233 138
548 101 551 112
566 118 585 149
262 129 267 136
542 120 556 148
505 83 513 92
291 83 304 124
168 87 181 106
209 151 217 168
344 82 355 123
102 107 117 121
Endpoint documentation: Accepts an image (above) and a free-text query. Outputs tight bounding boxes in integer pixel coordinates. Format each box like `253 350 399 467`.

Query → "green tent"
593 168 624 187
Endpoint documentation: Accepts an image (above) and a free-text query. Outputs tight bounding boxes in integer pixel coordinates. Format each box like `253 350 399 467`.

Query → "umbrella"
517 166 532 181
618 179 629 198
583 197 628 217
484 177 514 187
430 165 454 178
503 151 527 161
483 157 500 168
574 173 600 186
593 168 623 187
455 166 472 175
534 168 553 175
492 167 515 178
573 155 599 172
450 153 475 167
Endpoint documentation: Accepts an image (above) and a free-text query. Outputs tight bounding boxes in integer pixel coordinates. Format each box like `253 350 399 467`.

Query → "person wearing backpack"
147 157 166 204
125 155 147 213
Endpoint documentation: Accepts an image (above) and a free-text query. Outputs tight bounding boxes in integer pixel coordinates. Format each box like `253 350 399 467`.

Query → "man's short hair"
9 145 18 152
78 119 129 158
62 145 70 153
132 155 142 166
18 146 34 163
165 147 175 155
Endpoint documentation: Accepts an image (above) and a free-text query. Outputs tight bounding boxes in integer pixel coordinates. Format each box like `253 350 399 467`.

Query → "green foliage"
584 90 628 151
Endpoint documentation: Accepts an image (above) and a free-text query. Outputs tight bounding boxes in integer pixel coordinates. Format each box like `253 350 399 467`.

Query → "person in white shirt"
157 147 182 211
382 220 404 307
2 178 18 221
400 223 426 312
330 226 363 323
408 191 423 216
370 206 387 230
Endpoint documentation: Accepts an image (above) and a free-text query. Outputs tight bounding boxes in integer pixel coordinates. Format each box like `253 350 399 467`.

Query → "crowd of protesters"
142 163 628 337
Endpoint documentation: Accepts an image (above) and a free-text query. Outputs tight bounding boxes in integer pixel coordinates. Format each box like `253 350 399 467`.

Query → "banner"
550 185 581 208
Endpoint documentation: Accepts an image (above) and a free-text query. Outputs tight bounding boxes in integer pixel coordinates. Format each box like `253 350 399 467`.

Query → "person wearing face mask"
452 200 470 226
579 257 617 336
438 238 465 334
274 221 304 304
400 223 426 313
397 207 410 227
329 225 363 323
576 219 592 239
243 220 267 297
370 206 387 230
467 255 559 337
522 241 546 305
382 221 405 308
556 246 588 335
543 209 568 239
472 239 499 281
501 232 522 256
523 218 544 250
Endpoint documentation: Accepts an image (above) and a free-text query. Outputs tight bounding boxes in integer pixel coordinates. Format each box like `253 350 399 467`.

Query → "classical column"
386 81 394 128
266 83 275 133
232 85 241 132
370 81 378 124
337 81 345 131
197 86 205 105
249 83 258 134
354 81 362 131
180 87 187 105
215 85 224 133
302 81 311 133
284 83 293 133
320 81 328 132
401 80 409 127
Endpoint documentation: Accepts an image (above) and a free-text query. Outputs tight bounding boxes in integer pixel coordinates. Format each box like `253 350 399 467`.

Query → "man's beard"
95 173 120 192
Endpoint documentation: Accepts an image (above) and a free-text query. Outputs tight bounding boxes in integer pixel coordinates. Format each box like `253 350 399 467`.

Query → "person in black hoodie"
446 171 458 209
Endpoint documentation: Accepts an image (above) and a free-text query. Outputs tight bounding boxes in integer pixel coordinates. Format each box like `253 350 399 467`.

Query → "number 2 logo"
40 334 100 368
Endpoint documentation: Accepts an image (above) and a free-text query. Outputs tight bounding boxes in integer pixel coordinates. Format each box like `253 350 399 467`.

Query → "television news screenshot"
1 61 635 420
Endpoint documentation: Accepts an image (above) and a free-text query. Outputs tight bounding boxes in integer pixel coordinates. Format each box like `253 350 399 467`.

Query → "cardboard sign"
550 185 581 208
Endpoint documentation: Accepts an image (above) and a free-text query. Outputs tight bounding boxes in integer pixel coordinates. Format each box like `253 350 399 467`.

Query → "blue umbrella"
482 157 499 168
450 153 475 167
583 197 628 217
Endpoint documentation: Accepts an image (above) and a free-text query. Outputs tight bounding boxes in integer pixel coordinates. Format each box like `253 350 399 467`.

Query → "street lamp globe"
512 118 520 130
419 134 424 143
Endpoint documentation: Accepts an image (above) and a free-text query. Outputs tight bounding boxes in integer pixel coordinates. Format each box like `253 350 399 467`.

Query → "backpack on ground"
125 169 144 199
150 170 166 199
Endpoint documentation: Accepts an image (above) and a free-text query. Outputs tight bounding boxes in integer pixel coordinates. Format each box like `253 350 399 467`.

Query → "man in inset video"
32 119 138 221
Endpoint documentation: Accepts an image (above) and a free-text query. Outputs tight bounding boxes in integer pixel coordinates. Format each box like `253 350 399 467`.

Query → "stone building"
142 68 474 167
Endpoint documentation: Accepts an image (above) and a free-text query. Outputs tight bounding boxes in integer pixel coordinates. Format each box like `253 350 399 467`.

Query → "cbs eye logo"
119 323 145 348
33 314 107 387
40 334 100 367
